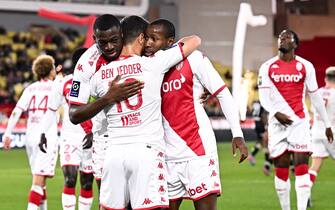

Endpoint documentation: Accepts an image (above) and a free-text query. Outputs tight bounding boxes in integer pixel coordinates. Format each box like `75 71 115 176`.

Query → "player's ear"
93 34 96 42
167 37 175 47
139 33 145 45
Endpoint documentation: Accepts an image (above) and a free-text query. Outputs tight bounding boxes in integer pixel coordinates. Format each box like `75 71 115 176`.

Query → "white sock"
62 193 76 210
78 196 93 210
39 186 47 210
275 176 291 210
295 174 311 210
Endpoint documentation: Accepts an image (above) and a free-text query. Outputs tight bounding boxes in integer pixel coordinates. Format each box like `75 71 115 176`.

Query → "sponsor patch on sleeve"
69 81 80 97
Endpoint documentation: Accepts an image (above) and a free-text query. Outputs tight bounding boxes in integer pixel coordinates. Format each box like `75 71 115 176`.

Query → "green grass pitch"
0 142 334 210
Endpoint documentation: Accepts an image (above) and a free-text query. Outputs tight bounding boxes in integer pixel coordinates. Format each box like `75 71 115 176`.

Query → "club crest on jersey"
69 81 80 97
176 61 184 71
296 62 303 71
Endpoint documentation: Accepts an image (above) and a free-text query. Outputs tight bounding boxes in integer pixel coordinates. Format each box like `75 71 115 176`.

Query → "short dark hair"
121 15 148 45
287 29 299 47
150 18 175 39
93 14 120 31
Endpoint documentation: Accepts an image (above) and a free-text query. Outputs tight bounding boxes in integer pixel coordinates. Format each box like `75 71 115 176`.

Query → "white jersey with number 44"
90 44 184 149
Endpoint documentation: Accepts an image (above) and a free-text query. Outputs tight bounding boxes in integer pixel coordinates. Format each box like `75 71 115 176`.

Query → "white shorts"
166 155 221 201
268 120 311 158
59 132 93 173
26 133 59 177
311 138 335 159
100 143 169 210
92 132 109 180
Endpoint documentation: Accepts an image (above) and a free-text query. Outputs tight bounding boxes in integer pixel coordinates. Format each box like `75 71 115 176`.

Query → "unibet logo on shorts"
70 81 80 97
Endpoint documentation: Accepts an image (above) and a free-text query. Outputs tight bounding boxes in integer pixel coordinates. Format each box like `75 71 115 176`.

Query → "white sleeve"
15 88 31 111
143 42 184 74
193 52 243 138
193 52 225 94
305 62 319 92
48 79 64 111
3 107 23 138
258 63 276 114
68 52 95 105
309 90 331 128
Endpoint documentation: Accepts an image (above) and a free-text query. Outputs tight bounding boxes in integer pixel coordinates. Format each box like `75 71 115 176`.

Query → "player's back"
91 56 167 149
312 87 335 139
16 80 57 141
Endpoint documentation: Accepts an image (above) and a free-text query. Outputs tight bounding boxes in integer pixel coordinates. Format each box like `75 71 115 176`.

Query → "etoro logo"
271 72 303 83
162 73 186 92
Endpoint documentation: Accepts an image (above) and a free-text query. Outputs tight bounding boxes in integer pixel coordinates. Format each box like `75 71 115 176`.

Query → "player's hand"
83 132 93 149
2 136 12 151
232 137 248 163
325 127 334 143
103 75 144 104
274 112 293 126
199 88 211 104
39 133 47 153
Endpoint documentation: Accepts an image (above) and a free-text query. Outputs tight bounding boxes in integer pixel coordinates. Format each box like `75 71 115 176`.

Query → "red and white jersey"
48 74 87 136
162 51 226 161
90 44 184 149
16 79 57 141
258 55 318 124
68 44 108 105
311 87 335 139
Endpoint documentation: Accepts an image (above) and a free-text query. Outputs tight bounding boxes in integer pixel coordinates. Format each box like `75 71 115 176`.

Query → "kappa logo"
211 170 217 177
77 64 83 72
209 159 215 166
142 198 153 205
176 61 183 71
158 173 165 181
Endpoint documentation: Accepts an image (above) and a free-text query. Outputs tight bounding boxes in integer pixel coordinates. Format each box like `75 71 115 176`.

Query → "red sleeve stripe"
212 85 227 97
69 101 86 105
178 42 185 60
48 107 57 112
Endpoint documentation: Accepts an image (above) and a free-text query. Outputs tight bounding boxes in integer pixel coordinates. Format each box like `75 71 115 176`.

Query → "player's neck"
279 52 295 62
120 44 141 57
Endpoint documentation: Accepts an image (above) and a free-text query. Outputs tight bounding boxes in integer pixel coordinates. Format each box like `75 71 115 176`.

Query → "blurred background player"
308 66 335 207
248 99 272 175
2 55 59 210
68 14 144 124
144 19 248 210
90 15 201 210
258 29 333 210
39 48 95 210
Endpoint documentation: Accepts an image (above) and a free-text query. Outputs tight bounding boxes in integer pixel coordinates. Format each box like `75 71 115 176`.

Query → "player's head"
32 54 56 80
278 29 299 54
121 15 148 52
93 14 123 61
325 66 335 85
68 47 88 75
144 19 175 56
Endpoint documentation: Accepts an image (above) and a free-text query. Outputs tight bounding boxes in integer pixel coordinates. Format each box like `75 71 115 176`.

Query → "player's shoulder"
261 56 279 69
188 50 204 60
295 56 313 68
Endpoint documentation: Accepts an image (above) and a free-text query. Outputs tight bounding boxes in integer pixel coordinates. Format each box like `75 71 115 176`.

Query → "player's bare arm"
178 35 201 57
69 75 144 124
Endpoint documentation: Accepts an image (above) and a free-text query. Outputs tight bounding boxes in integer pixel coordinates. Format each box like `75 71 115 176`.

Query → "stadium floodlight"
232 3 267 121
0 0 149 16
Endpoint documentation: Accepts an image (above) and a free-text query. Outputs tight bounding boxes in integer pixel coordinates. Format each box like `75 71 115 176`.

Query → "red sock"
80 189 93 198
29 190 43 206
63 186 75 195
275 167 289 181
295 164 308 176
